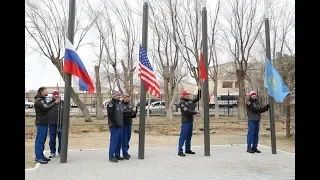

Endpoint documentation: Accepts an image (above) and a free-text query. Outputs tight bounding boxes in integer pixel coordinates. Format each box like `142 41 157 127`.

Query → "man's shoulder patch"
183 107 188 111
246 101 251 105
108 103 113 108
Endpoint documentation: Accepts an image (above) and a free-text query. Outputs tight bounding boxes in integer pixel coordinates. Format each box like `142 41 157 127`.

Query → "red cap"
249 91 256 96
182 90 189 96
52 90 59 95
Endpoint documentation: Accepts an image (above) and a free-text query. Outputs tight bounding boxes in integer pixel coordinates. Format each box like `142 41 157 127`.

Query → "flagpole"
264 0 277 154
138 0 149 160
202 0 210 156
60 0 76 163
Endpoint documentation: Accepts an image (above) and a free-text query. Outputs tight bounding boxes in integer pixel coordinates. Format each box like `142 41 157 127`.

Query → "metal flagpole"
264 0 277 154
138 0 149 160
202 0 210 156
60 0 76 163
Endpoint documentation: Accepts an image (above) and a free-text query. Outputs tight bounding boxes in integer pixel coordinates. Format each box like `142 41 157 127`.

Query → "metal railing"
25 93 294 117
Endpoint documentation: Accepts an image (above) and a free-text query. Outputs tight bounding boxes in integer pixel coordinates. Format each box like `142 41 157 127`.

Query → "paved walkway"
25 144 294 180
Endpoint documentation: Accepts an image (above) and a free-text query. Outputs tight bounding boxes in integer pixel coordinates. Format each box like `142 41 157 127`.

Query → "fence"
25 93 294 118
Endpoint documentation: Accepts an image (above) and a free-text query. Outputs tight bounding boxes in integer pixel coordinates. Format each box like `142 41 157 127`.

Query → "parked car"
144 101 166 114
25 99 34 108
136 98 161 109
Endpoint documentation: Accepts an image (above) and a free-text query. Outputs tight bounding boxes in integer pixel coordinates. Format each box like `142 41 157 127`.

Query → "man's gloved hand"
115 124 120 128
265 104 270 109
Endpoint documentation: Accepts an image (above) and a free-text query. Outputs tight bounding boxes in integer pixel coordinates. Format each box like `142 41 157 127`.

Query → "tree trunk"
285 97 291 137
166 100 174 121
94 65 105 120
236 69 246 120
213 79 219 118
164 77 170 110
52 58 92 122
166 84 176 121
70 89 92 122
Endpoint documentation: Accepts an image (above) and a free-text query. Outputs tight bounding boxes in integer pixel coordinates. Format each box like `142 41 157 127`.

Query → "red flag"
199 50 207 82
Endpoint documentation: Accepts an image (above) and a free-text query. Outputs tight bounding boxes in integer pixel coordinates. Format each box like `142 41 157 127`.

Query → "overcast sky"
25 0 294 91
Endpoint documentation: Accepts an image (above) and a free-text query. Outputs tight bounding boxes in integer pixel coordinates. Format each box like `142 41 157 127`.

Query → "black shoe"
115 156 124 160
127 154 131 158
35 159 48 164
247 149 254 153
252 147 261 153
185 150 195 154
178 152 186 157
123 155 130 160
43 156 51 161
109 157 118 163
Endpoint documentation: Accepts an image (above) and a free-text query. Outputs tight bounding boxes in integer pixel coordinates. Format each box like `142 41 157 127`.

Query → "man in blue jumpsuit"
121 93 137 159
48 90 63 158
107 90 124 163
246 91 269 153
178 87 201 156
34 87 60 164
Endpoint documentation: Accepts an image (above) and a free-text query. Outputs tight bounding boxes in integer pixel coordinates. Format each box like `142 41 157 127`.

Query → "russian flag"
63 39 95 94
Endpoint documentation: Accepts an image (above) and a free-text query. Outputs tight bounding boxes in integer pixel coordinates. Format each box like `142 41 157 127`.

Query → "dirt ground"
25 116 295 169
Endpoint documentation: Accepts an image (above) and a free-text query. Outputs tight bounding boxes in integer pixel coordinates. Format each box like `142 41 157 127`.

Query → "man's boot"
252 147 261 153
35 159 48 164
247 148 254 153
109 157 118 163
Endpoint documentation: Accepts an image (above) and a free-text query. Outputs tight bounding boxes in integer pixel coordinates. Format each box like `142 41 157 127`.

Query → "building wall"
208 62 264 95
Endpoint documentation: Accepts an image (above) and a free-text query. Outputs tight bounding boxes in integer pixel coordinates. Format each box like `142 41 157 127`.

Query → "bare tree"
208 0 221 117
149 0 188 121
256 0 295 121
258 0 295 62
94 32 105 119
92 1 123 97
25 0 98 122
100 1 124 94
176 0 202 85
274 54 295 137
86 2 106 120
221 0 264 119
110 0 139 101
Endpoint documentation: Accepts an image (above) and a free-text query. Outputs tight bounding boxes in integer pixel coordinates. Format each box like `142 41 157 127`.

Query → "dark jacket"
48 99 64 125
246 98 268 121
179 90 201 123
34 93 57 125
122 101 137 126
107 98 124 128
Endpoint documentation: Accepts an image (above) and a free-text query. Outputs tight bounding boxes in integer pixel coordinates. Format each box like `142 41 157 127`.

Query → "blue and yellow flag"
264 57 290 103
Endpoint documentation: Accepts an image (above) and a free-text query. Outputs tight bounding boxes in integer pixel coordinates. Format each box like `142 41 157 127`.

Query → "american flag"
138 45 160 98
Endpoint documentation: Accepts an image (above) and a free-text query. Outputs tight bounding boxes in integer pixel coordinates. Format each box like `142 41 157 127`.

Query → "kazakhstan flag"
264 57 290 103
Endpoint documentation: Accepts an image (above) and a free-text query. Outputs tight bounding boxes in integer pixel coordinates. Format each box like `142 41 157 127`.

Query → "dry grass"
25 116 295 169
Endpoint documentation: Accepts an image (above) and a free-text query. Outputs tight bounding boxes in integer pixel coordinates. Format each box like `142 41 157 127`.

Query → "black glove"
266 104 270 109
115 124 120 128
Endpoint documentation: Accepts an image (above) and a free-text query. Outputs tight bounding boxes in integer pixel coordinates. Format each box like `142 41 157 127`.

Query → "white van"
209 93 239 108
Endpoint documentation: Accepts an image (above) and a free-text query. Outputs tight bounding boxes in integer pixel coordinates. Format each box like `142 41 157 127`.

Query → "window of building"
222 81 233 88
